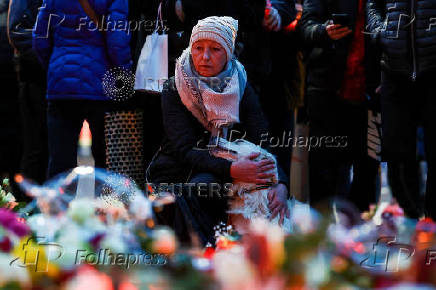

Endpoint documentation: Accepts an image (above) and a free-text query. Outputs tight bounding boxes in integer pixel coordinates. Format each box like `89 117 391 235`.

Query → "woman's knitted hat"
189 16 239 61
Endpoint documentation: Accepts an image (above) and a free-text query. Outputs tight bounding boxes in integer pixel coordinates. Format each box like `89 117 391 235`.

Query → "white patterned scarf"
175 48 247 132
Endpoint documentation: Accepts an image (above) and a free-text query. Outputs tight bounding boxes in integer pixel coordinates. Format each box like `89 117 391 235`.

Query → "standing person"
8 0 48 185
129 0 164 177
0 0 21 197
367 0 436 219
300 0 380 211
33 0 132 178
239 0 298 182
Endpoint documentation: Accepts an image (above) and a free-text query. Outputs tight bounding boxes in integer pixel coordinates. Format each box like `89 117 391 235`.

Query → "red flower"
416 218 436 233
0 236 12 252
203 246 215 259
244 233 270 278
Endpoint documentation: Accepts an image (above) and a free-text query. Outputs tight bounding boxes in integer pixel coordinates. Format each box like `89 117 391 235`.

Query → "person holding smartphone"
300 0 380 211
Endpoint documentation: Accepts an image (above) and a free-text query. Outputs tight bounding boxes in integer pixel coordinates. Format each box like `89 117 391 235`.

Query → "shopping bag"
134 4 168 93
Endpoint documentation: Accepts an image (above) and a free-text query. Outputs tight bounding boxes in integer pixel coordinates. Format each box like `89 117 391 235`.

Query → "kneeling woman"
149 16 289 245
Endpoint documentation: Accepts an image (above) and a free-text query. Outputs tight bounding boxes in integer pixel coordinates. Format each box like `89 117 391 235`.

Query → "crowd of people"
1 0 435 245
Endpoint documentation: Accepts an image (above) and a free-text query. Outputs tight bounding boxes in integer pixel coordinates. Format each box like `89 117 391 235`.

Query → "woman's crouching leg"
175 173 230 246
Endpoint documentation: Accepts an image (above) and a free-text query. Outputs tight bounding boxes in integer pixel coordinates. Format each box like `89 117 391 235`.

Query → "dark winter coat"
0 0 21 173
238 0 297 83
148 77 290 188
8 0 45 83
128 0 161 69
8 0 41 56
300 0 381 94
0 0 14 74
366 0 436 79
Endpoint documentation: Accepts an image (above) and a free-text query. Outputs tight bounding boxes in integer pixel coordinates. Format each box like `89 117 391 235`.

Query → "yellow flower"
11 236 60 280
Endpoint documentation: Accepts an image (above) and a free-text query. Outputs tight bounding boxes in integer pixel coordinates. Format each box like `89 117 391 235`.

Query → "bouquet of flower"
9 168 162 287
0 208 31 288
0 179 18 210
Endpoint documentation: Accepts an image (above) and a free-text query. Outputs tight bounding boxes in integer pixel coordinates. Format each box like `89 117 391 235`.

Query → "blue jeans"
47 100 107 178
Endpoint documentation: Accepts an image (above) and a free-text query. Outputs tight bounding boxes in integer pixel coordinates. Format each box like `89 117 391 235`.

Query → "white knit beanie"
190 16 239 61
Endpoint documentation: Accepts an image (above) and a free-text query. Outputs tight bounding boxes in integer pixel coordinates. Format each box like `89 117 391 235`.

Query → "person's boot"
388 160 424 219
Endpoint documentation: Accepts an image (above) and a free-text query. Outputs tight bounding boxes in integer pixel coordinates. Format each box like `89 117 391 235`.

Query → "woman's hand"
326 23 352 40
268 184 290 225
175 0 185 23
230 152 276 184
263 7 282 32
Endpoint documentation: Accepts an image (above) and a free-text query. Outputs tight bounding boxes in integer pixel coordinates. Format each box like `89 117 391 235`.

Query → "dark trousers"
308 90 379 211
381 72 436 219
0 73 23 199
153 172 229 246
255 79 294 180
47 100 107 178
137 91 164 167
15 55 49 185
18 78 48 184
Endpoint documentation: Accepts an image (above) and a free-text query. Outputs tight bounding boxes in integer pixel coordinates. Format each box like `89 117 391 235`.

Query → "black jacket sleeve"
163 0 265 31
240 83 290 191
8 0 41 54
366 0 386 44
161 80 233 179
271 0 297 27
299 0 331 48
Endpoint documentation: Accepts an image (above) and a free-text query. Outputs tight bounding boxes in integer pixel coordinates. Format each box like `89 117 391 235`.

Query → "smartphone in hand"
332 13 350 27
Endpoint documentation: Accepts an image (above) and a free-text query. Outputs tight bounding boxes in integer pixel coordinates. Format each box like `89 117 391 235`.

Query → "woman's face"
191 40 227 77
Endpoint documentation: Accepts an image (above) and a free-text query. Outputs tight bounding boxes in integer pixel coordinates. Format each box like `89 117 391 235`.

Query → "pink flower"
9 222 30 237
0 209 30 237
383 204 404 217
90 233 106 250
0 209 17 228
